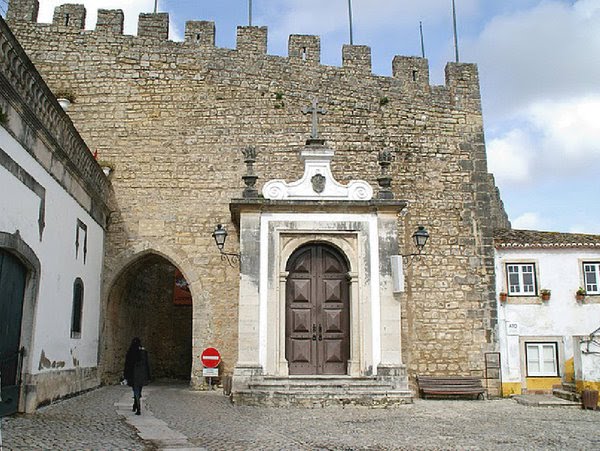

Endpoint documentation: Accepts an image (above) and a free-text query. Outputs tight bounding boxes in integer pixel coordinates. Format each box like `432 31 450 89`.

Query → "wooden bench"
417 376 486 400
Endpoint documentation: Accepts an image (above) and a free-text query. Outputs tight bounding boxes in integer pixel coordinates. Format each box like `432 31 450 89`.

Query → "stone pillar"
138 13 169 41
53 4 86 29
6 0 39 22
342 45 371 74
96 9 124 35
236 26 267 54
185 21 215 46
392 56 429 88
232 210 263 394
288 34 320 64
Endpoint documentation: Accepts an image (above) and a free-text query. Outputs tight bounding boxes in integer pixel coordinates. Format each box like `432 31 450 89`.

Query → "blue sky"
5 0 599 234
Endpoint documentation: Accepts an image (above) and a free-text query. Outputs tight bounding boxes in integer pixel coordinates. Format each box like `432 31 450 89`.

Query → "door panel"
0 250 27 417
286 244 350 375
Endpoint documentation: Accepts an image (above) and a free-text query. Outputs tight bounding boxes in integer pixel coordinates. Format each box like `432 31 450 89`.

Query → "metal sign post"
200 347 221 390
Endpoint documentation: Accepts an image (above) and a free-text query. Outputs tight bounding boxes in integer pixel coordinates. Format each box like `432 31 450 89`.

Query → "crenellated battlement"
5 0 480 93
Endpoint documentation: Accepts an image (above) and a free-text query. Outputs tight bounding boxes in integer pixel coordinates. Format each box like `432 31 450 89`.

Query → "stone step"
552 388 581 403
248 377 398 392
233 388 413 407
562 382 577 393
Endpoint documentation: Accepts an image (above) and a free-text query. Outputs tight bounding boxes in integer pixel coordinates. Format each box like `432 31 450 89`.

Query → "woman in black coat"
123 337 151 415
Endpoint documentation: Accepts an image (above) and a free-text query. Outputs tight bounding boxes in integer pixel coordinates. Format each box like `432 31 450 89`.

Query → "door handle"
312 324 317 341
318 324 323 341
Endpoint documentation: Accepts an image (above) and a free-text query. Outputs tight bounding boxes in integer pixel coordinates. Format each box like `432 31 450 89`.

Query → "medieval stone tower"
6 0 509 402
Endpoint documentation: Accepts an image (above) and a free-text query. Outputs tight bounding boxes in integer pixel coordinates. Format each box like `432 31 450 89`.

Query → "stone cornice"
0 17 111 226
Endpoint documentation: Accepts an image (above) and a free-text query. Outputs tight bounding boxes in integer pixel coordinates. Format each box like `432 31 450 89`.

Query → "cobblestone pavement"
1 386 150 450
2 382 599 450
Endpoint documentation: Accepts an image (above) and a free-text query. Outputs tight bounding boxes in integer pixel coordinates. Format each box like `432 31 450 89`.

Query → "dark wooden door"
286 244 350 375
0 249 27 417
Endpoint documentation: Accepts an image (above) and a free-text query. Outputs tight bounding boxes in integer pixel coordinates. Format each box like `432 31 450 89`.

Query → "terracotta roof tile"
494 229 600 249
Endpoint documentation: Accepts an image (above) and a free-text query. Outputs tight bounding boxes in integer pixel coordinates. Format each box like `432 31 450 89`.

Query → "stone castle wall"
7 0 509 383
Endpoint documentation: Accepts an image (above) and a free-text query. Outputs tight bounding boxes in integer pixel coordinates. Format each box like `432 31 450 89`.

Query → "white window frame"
525 342 558 377
583 262 600 295
505 263 537 296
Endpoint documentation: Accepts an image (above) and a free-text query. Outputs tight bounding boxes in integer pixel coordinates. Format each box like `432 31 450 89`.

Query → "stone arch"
0 230 40 412
101 242 204 384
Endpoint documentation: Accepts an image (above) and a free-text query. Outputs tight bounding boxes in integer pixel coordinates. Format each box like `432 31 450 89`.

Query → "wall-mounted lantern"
212 224 240 267
411 225 430 255
391 226 430 293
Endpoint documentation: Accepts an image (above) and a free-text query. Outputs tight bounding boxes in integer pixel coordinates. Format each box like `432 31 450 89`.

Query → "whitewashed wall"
0 126 104 378
496 247 600 386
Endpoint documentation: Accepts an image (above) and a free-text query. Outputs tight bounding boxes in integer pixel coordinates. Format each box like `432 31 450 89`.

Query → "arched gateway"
286 243 350 375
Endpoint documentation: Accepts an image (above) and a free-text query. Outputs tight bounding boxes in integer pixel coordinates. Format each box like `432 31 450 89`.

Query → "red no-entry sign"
200 347 221 368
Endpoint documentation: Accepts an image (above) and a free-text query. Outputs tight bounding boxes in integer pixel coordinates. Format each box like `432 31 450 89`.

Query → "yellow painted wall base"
526 377 561 392
501 382 522 397
564 358 574 383
576 380 600 392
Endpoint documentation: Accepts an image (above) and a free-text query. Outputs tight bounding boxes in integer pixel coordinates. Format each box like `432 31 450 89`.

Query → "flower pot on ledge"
540 290 551 301
499 292 508 302
576 294 585 302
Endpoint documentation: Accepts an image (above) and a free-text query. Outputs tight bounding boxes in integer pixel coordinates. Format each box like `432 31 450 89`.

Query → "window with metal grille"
583 262 599 294
526 342 558 377
71 278 84 338
506 263 536 296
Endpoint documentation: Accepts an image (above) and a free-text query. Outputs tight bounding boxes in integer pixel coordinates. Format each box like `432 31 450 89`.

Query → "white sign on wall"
506 322 520 336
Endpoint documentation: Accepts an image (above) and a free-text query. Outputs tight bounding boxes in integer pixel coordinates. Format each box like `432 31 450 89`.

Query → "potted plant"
499 292 508 302
54 91 75 111
576 287 586 302
540 289 551 301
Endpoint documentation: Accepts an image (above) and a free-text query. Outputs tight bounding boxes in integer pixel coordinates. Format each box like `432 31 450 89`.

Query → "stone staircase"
232 376 413 407
552 382 581 403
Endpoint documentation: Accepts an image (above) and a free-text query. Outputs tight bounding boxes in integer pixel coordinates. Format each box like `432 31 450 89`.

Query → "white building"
0 18 110 414
494 229 600 397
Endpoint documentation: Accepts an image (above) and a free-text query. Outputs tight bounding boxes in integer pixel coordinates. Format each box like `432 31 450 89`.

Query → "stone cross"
302 98 326 139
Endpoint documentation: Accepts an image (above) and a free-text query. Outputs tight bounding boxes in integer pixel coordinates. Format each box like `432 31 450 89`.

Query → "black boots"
133 396 141 415
132 397 138 412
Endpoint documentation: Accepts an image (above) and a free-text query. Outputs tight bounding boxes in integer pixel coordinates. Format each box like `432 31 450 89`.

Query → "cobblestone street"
2 382 599 450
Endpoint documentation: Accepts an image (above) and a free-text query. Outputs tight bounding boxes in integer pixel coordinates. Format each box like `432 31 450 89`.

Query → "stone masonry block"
53 4 86 29
236 26 267 54
342 45 372 73
392 56 429 88
138 12 169 41
288 35 320 64
7 0 39 22
185 21 215 46
96 9 124 35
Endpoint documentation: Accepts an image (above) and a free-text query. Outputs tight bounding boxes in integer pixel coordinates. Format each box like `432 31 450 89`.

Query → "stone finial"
241 146 258 198
377 149 394 199
302 98 326 140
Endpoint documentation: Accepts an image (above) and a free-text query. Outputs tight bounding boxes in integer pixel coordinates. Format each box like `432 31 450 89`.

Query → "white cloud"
466 0 600 120
512 212 546 230
36 1 183 39
487 128 533 184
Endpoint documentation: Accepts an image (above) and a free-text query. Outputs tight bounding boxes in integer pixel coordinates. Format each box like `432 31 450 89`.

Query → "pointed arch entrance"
103 252 192 383
286 243 350 375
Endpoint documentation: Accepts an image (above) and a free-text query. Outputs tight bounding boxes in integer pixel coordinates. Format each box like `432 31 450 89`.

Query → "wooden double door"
286 244 350 375
0 249 27 417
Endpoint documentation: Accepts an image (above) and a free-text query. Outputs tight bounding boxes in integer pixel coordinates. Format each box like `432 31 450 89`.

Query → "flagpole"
419 21 425 58
452 0 459 62
249 0 253 26
154 0 158 14
348 0 354 45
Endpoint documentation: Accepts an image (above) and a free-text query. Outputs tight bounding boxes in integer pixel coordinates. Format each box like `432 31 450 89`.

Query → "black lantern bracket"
212 224 241 267
401 225 430 263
